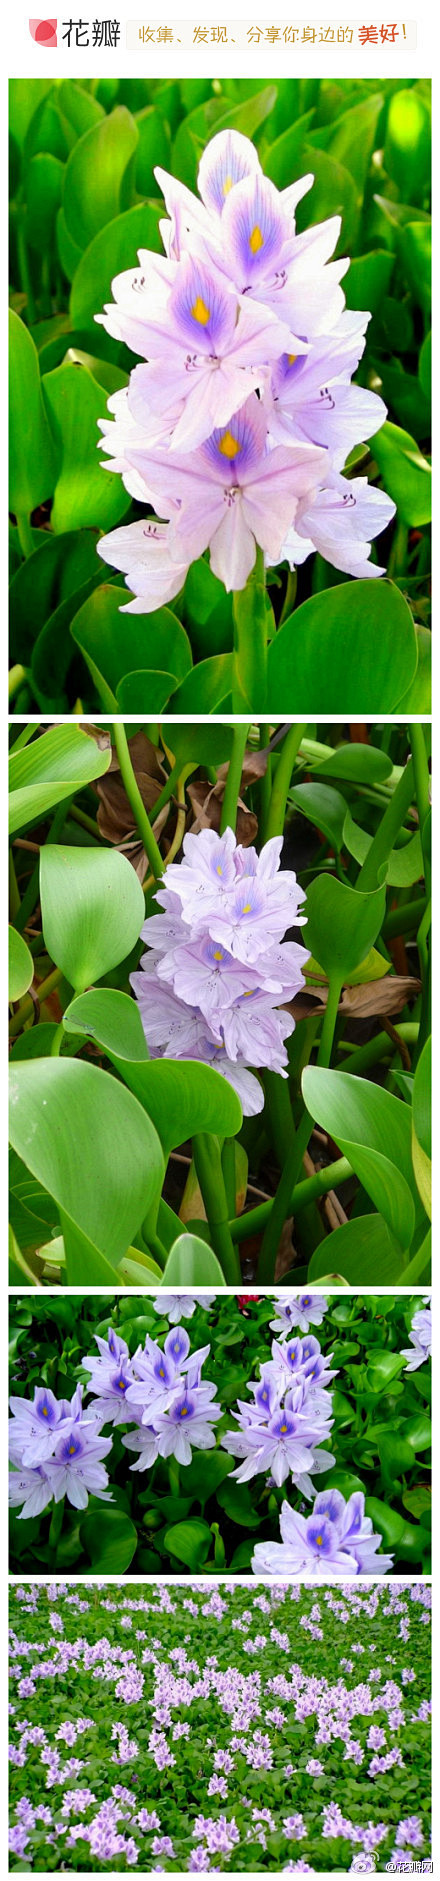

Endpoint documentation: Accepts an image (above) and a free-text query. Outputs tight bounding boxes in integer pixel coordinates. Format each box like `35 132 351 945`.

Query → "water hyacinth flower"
252 1489 394 1577
152 1293 216 1323
131 824 309 1115
269 1291 328 1335
400 1300 432 1371
96 127 395 612
223 1333 336 1495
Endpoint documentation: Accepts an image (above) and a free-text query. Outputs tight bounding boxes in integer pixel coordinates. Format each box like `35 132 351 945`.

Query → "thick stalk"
113 722 164 880
193 1134 241 1282
232 549 269 713
15 513 35 560
229 1153 353 1244
316 973 342 1069
409 725 431 894
221 1138 237 1217
262 723 305 842
220 722 250 834
152 760 195 825
338 1022 418 1079
383 896 427 940
8 665 26 702
257 1107 312 1282
356 759 415 892
263 1070 296 1164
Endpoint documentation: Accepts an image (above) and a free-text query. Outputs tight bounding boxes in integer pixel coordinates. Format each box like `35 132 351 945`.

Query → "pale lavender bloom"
152 1294 216 1322
252 1489 394 1578
270 1291 328 1334
125 1327 192 1416
8 1384 84 1469
38 1425 113 1513
274 473 395 580
131 825 308 1117
401 1303 432 1371
82 1330 138 1425
154 1377 221 1466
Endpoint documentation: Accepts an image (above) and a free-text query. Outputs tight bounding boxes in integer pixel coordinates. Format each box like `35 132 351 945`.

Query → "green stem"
383 896 427 940
356 759 415 892
263 1069 296 1164
232 548 268 713
229 1153 353 1244
193 1134 241 1282
9 965 62 1037
9 851 21 921
338 1021 418 1079
50 1021 65 1057
316 973 342 1069
152 761 195 825
15 513 35 560
221 1138 236 1217
69 804 101 838
113 722 164 880
263 723 305 842
16 217 37 325
409 725 431 894
257 1106 312 1282
8 664 26 702
220 722 250 834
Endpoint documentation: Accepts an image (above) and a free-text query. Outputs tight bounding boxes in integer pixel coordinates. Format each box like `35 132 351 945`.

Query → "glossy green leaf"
40 844 145 991
42 361 131 533
160 1235 226 1288
9 928 34 1004
169 654 233 714
63 106 138 248
63 990 242 1153
308 1215 404 1284
384 89 431 203
296 145 358 250
399 221 431 311
267 582 418 714
9 311 56 517
397 625 431 713
70 583 192 710
81 1505 138 1572
412 1036 431 1218
289 782 348 854
116 671 180 712
25 152 64 250
309 743 393 785
163 1518 212 1568
342 810 423 887
373 421 431 526
9 1057 165 1278
70 201 162 330
345 249 394 314
9 528 101 665
305 875 387 981
9 723 111 836
302 1066 416 1252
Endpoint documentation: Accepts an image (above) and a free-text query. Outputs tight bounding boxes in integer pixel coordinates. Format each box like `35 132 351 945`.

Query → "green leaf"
289 782 349 854
9 723 111 836
40 844 145 992
305 875 387 981
412 1036 431 1218
63 988 149 1060
169 653 233 714
404 1413 431 1451
342 810 423 887
9 310 56 517
399 221 431 311
296 145 358 250
263 111 314 187
345 249 394 315
216 1478 261 1529
25 152 64 250
9 927 34 1003
70 584 192 710
9 1057 164 1279
387 625 431 715
81 1505 138 1572
9 528 101 666
402 1484 431 1518
308 1214 404 1284
366 1350 405 1390
373 421 431 526
70 200 162 331
183 1450 234 1505
267 582 418 714
42 361 130 533
63 106 139 248
419 330 431 402
309 742 393 785
135 104 170 194
163 1518 212 1569
64 988 242 1153
302 1066 416 1253
384 89 431 203
160 1234 225 1288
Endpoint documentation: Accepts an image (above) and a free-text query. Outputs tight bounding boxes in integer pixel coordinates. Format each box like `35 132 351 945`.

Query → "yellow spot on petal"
316 1534 323 1546
280 1423 288 1434
218 430 240 459
117 1380 126 1389
42 1407 48 1416
223 175 233 196
288 354 297 366
213 950 223 961
68 1445 76 1456
249 224 264 254
191 296 211 326
242 903 252 915
216 864 223 875
180 1405 188 1416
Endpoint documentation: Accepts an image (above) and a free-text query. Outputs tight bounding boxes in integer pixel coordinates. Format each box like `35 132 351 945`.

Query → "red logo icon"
29 19 58 45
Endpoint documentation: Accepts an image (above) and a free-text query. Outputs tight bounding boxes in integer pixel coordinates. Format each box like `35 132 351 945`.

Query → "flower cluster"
9 1327 221 1517
152 1292 216 1323
131 824 309 1114
8 1384 113 1519
252 1489 394 1579
223 1330 336 1494
401 1298 432 1372
96 127 395 610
